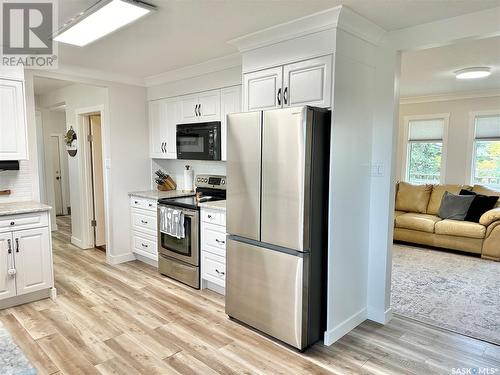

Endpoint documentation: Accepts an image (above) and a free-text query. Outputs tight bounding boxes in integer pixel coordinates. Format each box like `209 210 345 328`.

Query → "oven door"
158 206 199 266
176 122 221 160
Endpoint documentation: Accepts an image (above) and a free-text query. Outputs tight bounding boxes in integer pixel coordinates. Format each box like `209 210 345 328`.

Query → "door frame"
75 105 111 262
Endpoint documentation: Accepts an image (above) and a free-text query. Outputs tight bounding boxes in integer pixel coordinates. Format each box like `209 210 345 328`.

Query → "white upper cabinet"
179 89 221 124
243 67 283 112
283 55 332 108
220 86 242 161
243 55 332 112
149 98 179 159
0 78 28 160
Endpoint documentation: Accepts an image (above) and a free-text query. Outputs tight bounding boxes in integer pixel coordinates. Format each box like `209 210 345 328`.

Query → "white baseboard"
323 307 367 346
367 306 393 324
134 253 158 267
107 252 136 265
71 236 83 248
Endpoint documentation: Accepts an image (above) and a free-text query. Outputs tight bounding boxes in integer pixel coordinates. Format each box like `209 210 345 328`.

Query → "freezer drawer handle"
215 269 225 276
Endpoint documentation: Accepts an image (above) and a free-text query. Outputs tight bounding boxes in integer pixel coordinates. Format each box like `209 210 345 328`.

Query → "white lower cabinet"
201 207 226 294
130 195 158 262
0 211 54 307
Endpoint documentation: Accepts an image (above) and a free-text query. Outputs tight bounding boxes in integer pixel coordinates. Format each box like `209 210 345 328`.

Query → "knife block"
157 176 177 191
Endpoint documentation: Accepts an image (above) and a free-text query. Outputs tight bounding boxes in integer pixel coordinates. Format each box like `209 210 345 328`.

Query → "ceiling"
33 77 74 95
56 0 500 81
400 36 500 98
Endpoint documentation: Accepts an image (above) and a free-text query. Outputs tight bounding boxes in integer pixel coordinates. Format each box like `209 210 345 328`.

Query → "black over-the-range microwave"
176 122 221 161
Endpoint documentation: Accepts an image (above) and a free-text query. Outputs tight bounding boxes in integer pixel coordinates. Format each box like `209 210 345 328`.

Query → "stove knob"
222 179 225 185
204 178 208 183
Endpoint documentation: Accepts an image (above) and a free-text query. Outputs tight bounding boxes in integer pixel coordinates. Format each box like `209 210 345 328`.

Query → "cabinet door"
0 79 27 160
243 67 283 112
220 86 241 161
149 100 166 159
198 90 221 122
283 55 332 108
179 94 199 123
164 98 180 159
13 227 52 296
0 233 16 300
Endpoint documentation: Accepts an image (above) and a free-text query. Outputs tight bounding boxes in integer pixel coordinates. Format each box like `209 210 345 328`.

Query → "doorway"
49 135 64 216
86 114 106 252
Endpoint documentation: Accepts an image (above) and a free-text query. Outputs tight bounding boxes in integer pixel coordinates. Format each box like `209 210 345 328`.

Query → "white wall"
397 96 500 184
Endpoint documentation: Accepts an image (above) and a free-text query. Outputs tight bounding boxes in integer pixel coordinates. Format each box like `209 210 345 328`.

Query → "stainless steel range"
157 175 226 289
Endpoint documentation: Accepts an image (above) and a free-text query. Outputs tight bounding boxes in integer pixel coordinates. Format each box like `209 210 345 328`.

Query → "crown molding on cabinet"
144 53 242 87
400 89 500 105
227 5 386 53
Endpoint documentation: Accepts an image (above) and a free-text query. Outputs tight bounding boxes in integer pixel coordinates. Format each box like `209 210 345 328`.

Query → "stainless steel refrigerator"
226 106 331 351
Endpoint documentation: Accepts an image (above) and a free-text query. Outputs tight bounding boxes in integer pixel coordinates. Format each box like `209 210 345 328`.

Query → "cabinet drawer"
130 196 157 212
131 209 157 236
0 212 48 233
201 222 226 257
201 209 226 226
132 232 157 256
202 252 225 287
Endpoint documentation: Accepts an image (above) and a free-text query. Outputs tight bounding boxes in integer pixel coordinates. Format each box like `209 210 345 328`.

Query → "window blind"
475 115 500 139
408 119 444 141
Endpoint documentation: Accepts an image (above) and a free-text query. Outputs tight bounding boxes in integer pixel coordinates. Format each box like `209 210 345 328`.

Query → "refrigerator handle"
277 88 282 106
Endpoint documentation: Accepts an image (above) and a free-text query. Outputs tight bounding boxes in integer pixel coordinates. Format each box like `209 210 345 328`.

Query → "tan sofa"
393 182 500 261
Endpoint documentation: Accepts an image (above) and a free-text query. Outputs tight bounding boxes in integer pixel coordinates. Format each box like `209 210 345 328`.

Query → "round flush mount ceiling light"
455 67 491 79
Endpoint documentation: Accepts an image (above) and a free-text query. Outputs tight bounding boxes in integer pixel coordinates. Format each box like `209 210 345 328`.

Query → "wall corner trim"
107 252 136 265
323 307 367 346
70 236 84 248
367 306 393 325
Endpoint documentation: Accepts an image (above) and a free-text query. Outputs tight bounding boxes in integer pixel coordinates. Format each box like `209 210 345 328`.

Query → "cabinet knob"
10 221 14 226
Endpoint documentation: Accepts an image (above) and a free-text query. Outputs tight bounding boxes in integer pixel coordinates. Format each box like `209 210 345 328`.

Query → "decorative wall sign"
65 127 77 157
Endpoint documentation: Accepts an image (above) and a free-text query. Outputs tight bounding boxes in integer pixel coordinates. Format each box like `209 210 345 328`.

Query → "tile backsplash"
0 161 34 202
152 159 226 190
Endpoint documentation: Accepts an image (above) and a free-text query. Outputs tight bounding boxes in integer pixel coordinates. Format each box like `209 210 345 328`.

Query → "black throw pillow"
459 189 499 223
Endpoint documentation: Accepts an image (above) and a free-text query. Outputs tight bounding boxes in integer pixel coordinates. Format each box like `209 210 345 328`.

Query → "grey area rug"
391 244 500 345
0 322 36 375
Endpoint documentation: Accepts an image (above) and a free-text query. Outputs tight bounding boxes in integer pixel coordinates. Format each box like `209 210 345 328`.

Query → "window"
472 114 500 189
405 117 446 184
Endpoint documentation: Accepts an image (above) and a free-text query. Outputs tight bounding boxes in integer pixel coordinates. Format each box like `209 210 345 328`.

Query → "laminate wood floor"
1 216 498 374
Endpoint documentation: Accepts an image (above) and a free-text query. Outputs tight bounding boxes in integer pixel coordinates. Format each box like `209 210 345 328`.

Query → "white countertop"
129 190 195 200
198 200 226 211
0 201 51 217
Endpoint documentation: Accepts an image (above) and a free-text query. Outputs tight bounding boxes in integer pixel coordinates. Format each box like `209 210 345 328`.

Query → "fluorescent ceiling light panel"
54 0 154 47
455 67 491 80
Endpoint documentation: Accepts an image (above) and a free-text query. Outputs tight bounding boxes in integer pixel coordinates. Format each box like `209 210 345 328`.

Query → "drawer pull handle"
207 215 213 219
10 221 15 226
148 204 153 207
141 243 148 248
141 220 148 224
215 239 225 244
215 269 225 276
134 201 139 204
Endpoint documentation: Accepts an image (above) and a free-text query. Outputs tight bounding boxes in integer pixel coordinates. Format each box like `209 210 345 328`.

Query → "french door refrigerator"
226 106 331 351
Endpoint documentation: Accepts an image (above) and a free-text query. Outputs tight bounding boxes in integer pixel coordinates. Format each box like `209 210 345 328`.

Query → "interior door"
283 55 332 108
49 136 63 216
90 115 106 248
226 238 304 349
261 107 306 251
198 90 220 122
226 112 262 241
13 228 52 296
0 79 27 160
0 233 16 300
243 67 283 112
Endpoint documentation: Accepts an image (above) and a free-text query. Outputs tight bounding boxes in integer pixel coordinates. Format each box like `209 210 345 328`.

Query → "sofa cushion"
438 192 475 220
435 219 486 239
472 185 500 207
427 184 471 215
395 213 442 233
395 182 433 213
459 189 499 222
